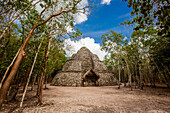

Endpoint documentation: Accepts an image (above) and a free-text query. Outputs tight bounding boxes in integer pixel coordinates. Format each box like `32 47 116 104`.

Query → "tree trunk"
124 67 126 87
124 56 132 91
151 66 156 88
20 37 44 107
44 74 48 89
0 19 39 106
38 36 51 104
139 63 144 90
0 48 20 89
36 75 40 97
135 61 138 89
31 73 37 91
148 65 153 87
129 72 132 91
117 54 121 89
23 68 31 92
145 66 150 87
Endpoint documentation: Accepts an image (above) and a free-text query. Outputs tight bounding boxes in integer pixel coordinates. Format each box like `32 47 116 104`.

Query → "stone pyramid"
51 47 117 86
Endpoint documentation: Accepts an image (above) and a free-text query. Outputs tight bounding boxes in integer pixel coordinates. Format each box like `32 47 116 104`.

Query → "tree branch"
38 7 66 26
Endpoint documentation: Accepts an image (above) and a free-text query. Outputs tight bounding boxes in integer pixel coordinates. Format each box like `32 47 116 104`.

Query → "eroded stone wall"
51 72 83 86
62 60 82 72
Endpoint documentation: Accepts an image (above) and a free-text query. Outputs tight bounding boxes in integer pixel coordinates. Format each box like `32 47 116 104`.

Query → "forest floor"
0 84 170 113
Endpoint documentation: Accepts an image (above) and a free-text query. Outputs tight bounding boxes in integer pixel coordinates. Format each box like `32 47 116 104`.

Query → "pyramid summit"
51 47 117 86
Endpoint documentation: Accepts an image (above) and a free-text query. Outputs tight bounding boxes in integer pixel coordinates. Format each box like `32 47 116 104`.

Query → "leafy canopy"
122 0 170 37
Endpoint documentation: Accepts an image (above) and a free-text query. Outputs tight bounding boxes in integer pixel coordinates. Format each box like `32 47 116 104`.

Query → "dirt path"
1 85 170 113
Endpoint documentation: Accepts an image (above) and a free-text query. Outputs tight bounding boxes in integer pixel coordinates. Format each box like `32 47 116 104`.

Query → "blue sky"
75 0 133 44
65 0 134 60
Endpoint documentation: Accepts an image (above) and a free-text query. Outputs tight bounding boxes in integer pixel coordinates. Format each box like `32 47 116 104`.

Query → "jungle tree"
0 0 91 106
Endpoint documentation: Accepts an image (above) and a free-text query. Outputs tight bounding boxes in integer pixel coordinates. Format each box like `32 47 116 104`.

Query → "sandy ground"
1 85 170 113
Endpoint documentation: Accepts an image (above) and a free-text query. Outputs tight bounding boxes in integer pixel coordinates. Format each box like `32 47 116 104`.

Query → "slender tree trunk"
0 19 40 106
20 37 44 108
23 68 31 92
142 53 147 88
31 73 37 91
135 61 138 89
151 66 156 88
38 35 51 104
124 55 132 90
0 48 20 88
44 74 48 89
129 72 132 91
139 63 144 90
127 63 131 89
124 67 126 87
145 66 150 87
148 65 153 87
117 54 121 89
36 75 40 97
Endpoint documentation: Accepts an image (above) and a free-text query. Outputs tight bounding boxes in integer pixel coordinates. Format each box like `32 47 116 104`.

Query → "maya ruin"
51 47 117 86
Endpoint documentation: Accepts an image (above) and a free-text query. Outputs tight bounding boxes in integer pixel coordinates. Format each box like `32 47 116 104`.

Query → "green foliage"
0 37 21 73
101 26 170 85
122 0 170 37
119 0 170 85
101 31 126 69
101 31 126 52
0 0 91 86
46 45 67 81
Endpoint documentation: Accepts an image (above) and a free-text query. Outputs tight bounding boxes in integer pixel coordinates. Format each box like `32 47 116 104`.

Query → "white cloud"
101 0 111 5
74 12 88 24
74 0 89 24
64 37 107 61
34 0 89 25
